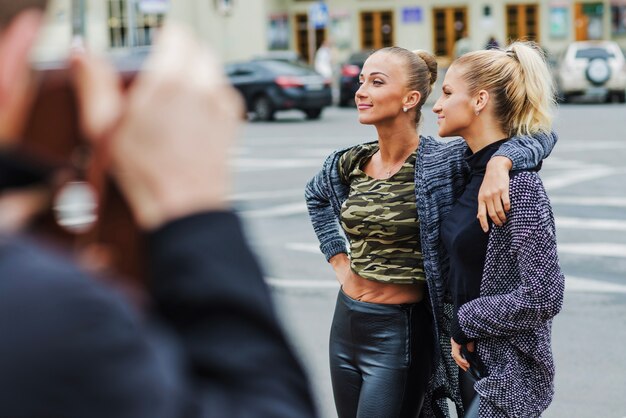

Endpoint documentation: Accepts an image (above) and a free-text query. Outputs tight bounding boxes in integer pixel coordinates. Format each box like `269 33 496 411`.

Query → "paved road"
232 104 626 418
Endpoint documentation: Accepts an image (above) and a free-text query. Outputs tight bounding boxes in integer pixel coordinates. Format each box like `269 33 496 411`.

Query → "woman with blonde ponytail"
434 41 565 417
306 44 557 417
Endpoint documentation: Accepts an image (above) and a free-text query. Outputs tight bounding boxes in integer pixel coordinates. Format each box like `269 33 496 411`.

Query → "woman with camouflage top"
305 46 557 418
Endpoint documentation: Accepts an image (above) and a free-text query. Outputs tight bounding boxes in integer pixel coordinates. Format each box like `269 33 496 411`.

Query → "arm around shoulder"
493 130 558 170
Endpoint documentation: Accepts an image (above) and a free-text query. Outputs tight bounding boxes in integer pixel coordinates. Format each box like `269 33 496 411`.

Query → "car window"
575 47 615 59
224 64 238 77
226 64 253 77
257 60 315 76
348 52 371 66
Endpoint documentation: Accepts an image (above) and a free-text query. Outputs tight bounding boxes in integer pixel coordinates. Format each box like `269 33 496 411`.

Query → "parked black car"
226 59 332 121
338 50 372 107
251 50 306 65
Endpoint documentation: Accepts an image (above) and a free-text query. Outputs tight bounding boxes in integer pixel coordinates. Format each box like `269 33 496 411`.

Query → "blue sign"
309 2 329 29
402 7 423 24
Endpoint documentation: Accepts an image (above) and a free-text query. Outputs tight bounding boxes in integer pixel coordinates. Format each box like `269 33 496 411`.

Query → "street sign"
215 0 234 16
309 2 329 29
402 7 422 24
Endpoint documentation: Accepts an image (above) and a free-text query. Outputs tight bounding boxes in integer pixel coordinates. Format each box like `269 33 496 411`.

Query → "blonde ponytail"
505 42 555 136
452 41 555 136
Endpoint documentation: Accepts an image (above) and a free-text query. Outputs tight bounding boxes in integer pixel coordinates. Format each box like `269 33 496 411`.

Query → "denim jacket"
304 132 557 417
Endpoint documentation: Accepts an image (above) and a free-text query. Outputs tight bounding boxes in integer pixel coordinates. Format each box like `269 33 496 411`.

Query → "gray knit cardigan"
304 132 559 417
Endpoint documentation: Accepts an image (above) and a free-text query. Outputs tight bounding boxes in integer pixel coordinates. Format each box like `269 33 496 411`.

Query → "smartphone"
18 54 147 291
461 345 487 381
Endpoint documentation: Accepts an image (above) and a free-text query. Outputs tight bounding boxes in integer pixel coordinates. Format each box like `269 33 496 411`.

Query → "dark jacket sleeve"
147 211 316 418
0 240 173 418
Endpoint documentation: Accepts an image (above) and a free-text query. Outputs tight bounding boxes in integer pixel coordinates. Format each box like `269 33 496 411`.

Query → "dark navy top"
441 139 509 344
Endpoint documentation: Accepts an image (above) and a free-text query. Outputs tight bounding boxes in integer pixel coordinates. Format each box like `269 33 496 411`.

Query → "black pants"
329 289 433 418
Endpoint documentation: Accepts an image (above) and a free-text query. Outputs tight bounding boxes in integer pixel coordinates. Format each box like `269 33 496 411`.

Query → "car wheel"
585 58 611 86
253 96 275 121
305 108 323 120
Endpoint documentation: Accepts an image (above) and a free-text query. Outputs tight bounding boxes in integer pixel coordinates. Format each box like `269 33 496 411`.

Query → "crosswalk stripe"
265 276 626 294
558 243 626 258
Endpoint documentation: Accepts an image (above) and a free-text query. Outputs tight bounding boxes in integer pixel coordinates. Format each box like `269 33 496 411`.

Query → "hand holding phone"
71 24 242 230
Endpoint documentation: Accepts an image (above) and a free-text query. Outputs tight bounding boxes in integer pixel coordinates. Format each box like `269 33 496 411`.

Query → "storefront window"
549 7 569 38
612 5 626 35
108 0 165 48
268 14 289 50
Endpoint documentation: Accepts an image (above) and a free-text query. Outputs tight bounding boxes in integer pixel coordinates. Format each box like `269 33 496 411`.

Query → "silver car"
554 41 626 103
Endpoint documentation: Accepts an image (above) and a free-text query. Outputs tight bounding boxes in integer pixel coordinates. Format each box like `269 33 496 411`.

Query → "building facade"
34 0 266 62
271 0 626 65
34 0 626 65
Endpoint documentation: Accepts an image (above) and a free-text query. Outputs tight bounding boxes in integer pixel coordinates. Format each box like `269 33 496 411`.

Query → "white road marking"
557 141 626 151
287 241 626 259
266 278 338 289
543 158 605 170
550 196 626 208
240 202 306 218
234 158 321 172
556 217 626 232
240 199 626 233
233 191 626 207
286 243 320 253
565 276 626 294
543 167 619 191
266 276 626 294
231 189 303 201
292 148 337 157
559 243 626 258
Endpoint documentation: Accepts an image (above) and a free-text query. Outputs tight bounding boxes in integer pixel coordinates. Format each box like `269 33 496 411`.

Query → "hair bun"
413 50 438 86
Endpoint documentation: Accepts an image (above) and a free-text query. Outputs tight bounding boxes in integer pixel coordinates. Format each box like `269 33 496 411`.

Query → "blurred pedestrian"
304 46 556 417
314 39 333 79
0 2 315 417
433 41 565 417
454 30 472 58
485 36 500 50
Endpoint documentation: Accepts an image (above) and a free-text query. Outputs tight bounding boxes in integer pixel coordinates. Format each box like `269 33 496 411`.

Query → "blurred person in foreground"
0 2 315 417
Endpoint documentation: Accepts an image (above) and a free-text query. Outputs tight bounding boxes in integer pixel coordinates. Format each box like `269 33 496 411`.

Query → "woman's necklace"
376 140 418 178
383 156 409 179
382 159 406 178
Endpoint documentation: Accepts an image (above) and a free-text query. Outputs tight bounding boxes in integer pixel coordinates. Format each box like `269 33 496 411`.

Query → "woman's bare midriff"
342 272 425 304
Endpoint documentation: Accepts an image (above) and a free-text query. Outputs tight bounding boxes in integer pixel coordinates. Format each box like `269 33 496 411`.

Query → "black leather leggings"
329 289 434 418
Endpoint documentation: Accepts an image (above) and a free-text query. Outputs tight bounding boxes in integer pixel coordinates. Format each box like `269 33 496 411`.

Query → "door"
506 4 540 43
360 10 394 50
433 7 468 58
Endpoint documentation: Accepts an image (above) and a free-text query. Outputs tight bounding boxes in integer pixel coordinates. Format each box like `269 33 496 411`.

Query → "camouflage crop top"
338 143 426 284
